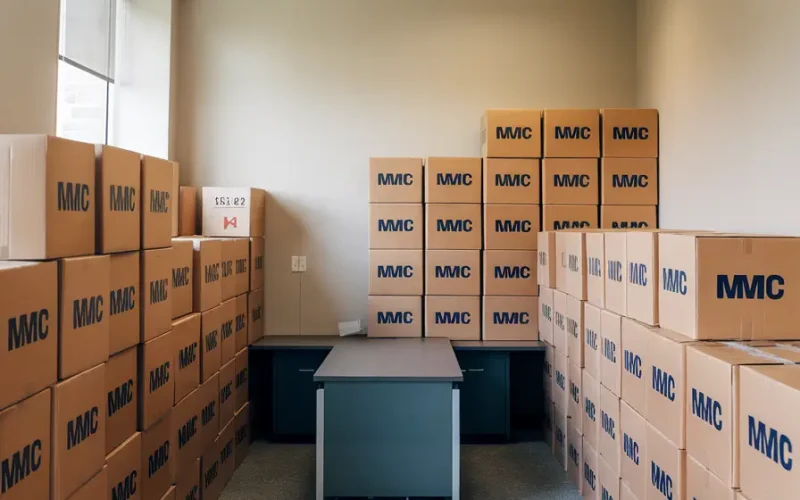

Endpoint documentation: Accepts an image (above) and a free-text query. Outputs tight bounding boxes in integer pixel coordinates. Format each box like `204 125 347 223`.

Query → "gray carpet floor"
220 441 582 499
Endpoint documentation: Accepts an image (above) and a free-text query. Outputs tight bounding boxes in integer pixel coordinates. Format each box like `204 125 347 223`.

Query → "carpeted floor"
220 441 582 499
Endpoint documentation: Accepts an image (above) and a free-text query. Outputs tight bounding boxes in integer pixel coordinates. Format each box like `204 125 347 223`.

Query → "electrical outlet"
291 256 299 272
298 256 307 272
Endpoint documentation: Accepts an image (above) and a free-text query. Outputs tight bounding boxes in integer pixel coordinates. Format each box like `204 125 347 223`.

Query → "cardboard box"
539 286 554 345
483 250 538 296
369 204 423 250
178 186 198 236
109 252 139 356
567 422 584 492
425 296 480 340
544 344 553 403
605 231 627 316
601 109 659 158
200 187 265 238
568 361 583 431
159 486 175 500
234 348 248 411
557 231 588 300
483 158 540 204
621 318 649 415
544 109 600 158
171 164 179 238
481 109 542 159
139 331 174 430
622 482 640 500
601 158 659 205
199 374 219 451
106 433 141 500
106 347 138 454
368 157 423 203
58 256 110 380
183 238 222 313
176 458 200 500
583 439 600 500
659 234 800 340
220 239 248 301
646 422 685 500
247 288 264 344
234 403 250 469
583 370 601 448
626 231 659 326
584 302 602 379
66 467 106 500
482 296 538 341
52 364 105 500
542 159 599 204
218 298 236 365
620 400 647 500
141 156 174 250
425 204 481 250
95 145 140 253
685 454 735 500
0 135 95 260
0 388 51 500
543 205 598 231
566 295 584 367
248 236 264 291
554 406 568 470
553 348 569 415
234 294 248 352
173 313 201 404
586 232 605 308
424 157 481 204
140 411 173 500
0 261 57 410
141 248 173 342
171 239 193 319
171 387 202 471
425 250 479 296
200 306 221 382
369 250 423 296
544 400 553 450
367 295 422 338
601 310 623 397
600 384 621 476
598 454 621 500
538 231 557 288
484 204 540 250
218 420 236 488
218 360 235 428
601 205 657 230
553 290 568 354
201 441 222 500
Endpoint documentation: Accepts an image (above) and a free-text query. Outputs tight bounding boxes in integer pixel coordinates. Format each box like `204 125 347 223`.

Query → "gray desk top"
314 337 463 382
250 335 342 350
450 340 547 351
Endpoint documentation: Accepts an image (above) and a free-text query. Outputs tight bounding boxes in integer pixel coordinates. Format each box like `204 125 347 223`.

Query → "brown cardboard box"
620 400 647 500
583 439 599 500
539 286 554 345
0 261 57 410
200 306 221 382
600 384 621 476
483 250 538 296
141 248 173 342
139 331 174 431
553 290 568 354
483 204 540 250
538 231 557 288
605 231 627 316
184 238 222 313
542 159 599 205
481 109 542 159
424 296 480 340
544 344 553 403
140 411 174 500
621 319 649 416
0 388 51 500
482 296 538 341
178 186 198 237
553 348 569 415
176 458 200 500
483 158 540 204
425 204 481 250
234 348 248 411
141 156 174 250
626 231 659 326
556 231 588 300
0 135 95 260
66 467 106 500
59 256 110 380
659 234 800 340
646 422 685 500
543 205 598 231
601 159 658 205
218 298 236 365
369 204 423 250
685 454 735 500
601 109 659 158
367 295 422 338
247 288 264 344
248 237 264 292
234 294 248 352
425 250 479 296
173 313 201 404
369 250 423 296
217 420 235 489
601 310 622 397
220 239 247 301
567 422 583 493
171 387 202 471
109 252 140 356
106 347 138 454
171 239 193 319
95 145 141 253
233 240 250 297
568 361 582 431
601 205 657 230
584 302 602 379
199 374 219 451
598 454 621 500
424 157 482 204
218 360 235 428
544 400 553 450
171 164 179 238
368 157 423 203
200 187 265 238
200 442 222 500
586 232 605 308
159 486 175 500
544 109 600 158
52 364 105 500
566 295 584 367
234 403 250 469
106 433 141 500
554 406 568 470
622 482 640 500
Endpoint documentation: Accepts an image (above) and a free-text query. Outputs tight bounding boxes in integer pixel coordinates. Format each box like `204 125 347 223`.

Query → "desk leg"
452 387 460 500
316 387 324 500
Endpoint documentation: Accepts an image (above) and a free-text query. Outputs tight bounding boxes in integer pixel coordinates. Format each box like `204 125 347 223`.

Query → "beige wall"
176 0 638 334
637 0 800 233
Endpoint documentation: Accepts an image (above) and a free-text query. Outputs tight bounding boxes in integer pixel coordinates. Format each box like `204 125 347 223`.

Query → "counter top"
450 340 547 351
250 335 342 349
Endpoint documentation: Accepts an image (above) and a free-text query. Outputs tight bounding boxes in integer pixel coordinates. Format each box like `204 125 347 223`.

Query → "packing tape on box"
722 341 796 365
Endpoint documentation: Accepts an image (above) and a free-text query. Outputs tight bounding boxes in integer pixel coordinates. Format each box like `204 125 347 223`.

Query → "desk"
314 338 463 499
